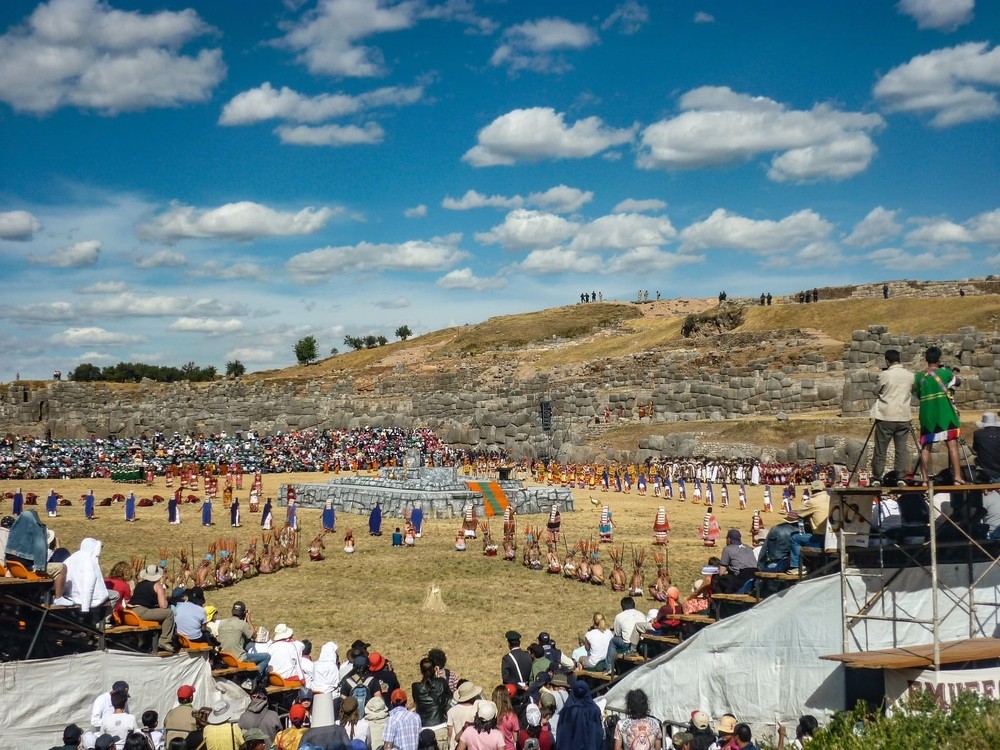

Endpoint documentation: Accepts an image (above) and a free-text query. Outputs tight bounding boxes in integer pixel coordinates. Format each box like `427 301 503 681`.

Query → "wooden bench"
638 633 681 658
673 613 716 625
574 669 612 683
711 593 758 619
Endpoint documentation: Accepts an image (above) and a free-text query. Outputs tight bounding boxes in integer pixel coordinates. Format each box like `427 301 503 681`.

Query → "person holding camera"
870 349 914 486
218 601 271 687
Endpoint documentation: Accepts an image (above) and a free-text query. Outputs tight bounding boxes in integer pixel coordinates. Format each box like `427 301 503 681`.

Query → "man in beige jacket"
870 349 914 485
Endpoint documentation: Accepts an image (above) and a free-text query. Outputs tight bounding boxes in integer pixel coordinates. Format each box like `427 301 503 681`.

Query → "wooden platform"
574 669 612 682
672 613 716 624
821 637 1000 669
639 634 681 645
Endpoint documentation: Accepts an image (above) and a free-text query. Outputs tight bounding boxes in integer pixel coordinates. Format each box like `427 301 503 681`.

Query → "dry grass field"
1 472 773 691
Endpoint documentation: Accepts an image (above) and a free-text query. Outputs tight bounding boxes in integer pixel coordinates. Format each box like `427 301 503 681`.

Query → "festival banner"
885 665 1000 709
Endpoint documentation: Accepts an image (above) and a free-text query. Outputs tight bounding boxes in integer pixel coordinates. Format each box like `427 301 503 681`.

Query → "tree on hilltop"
395 325 412 341
294 336 318 365
226 360 246 378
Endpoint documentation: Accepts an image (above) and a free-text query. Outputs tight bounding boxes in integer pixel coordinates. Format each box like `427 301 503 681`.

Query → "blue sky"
0 0 998 379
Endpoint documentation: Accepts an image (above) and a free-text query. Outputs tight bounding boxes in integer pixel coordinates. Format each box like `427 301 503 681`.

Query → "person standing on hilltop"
870 349 914 486
914 346 965 484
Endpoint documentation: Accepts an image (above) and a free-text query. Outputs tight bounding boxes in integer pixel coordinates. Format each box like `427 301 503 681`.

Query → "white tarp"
603 563 1000 740
0 650 242 750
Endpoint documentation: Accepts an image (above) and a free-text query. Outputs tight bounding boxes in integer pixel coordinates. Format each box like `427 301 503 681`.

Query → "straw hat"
140 564 163 582
273 623 294 640
454 681 482 703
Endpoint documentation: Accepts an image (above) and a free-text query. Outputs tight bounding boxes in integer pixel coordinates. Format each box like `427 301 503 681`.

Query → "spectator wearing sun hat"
370 651 401 696
163 685 198 744
203 699 244 750
383 688 421 750
456 699 503 750
710 714 739 750
269 624 305 684
447 681 482 750
127 563 176 653
788 481 831 570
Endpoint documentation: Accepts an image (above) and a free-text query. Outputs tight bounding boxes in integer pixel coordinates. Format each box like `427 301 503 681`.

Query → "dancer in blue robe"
84 490 95 520
286 500 298 531
168 496 179 524
230 498 240 527
202 497 212 526
125 492 136 522
411 504 424 537
260 499 273 530
12 487 23 516
369 501 383 536
46 489 58 518
321 499 335 531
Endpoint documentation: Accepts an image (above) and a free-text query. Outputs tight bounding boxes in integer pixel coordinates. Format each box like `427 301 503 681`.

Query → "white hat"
978 412 999 429
475 700 498 721
207 699 238 725
273 623 294 640
140 564 163 582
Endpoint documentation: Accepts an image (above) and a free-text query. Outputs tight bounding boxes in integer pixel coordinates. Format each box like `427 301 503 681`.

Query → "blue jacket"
5 510 49 571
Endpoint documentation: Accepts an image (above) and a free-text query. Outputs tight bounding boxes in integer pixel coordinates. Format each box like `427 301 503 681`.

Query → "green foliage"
395 324 412 341
343 335 364 351
69 361 217 383
363 334 378 349
294 335 318 365
225 359 246 377
376 335 388 347
803 691 1000 749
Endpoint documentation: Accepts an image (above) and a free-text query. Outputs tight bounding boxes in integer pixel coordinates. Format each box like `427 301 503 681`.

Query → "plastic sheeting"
0 650 242 750
603 563 1000 741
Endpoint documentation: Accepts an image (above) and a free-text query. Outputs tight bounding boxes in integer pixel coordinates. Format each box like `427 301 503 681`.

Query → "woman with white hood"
310 641 341 727
57 537 113 614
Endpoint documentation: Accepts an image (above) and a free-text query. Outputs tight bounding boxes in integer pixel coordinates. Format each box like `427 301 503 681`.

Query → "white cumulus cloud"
520 247 603 274
133 249 188 268
605 247 702 274
476 209 580 250
897 0 974 31
601 2 650 35
276 122 384 146
528 185 593 214
679 208 834 255
50 326 143 346
867 246 971 268
27 239 100 268
373 297 410 309
0 210 41 240
464 107 636 166
637 86 884 181
187 261 269 281
219 82 423 125
168 317 243 333
436 268 508 291
874 42 1000 127
844 207 903 247
443 190 525 211
613 198 667 214
286 239 468 283
570 213 676 252
490 17 597 74
138 201 336 242
404 204 427 219
226 347 275 363
0 0 224 114
77 280 127 294
693 11 715 23
905 208 1000 244
78 292 244 319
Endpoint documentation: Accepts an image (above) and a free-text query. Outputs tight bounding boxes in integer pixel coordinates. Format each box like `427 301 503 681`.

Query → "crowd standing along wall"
2 319 998 465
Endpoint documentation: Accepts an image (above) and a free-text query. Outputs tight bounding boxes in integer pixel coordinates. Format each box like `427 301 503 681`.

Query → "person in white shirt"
90 681 129 730
603 597 648 675
268 623 305 682
579 613 613 671
100 691 137 737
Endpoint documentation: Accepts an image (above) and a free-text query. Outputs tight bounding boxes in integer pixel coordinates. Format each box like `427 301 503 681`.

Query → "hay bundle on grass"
422 582 446 612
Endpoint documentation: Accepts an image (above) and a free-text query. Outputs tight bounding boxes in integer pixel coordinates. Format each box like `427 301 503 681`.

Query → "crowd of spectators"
0 429 508 481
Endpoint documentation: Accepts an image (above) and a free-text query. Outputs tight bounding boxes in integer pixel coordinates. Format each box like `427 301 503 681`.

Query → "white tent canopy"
603 563 1000 740
0 650 241 750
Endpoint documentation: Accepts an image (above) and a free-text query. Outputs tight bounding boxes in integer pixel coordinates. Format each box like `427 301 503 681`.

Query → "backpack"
346 674 372 714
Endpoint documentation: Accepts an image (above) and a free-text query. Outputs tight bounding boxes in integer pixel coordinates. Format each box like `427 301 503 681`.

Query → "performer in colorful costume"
599 506 614 543
653 506 670 545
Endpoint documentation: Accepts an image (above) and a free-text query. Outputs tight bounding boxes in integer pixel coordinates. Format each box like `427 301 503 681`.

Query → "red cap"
368 652 386 672
505 684 517 698
390 688 408 705
289 704 307 722
177 685 195 701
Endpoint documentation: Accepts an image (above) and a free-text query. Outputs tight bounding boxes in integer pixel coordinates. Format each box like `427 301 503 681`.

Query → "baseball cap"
112 681 129 695
177 685 195 701
95 734 119 750
63 725 83 745
289 704 307 722
726 529 741 542
691 710 709 730
390 688 408 705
